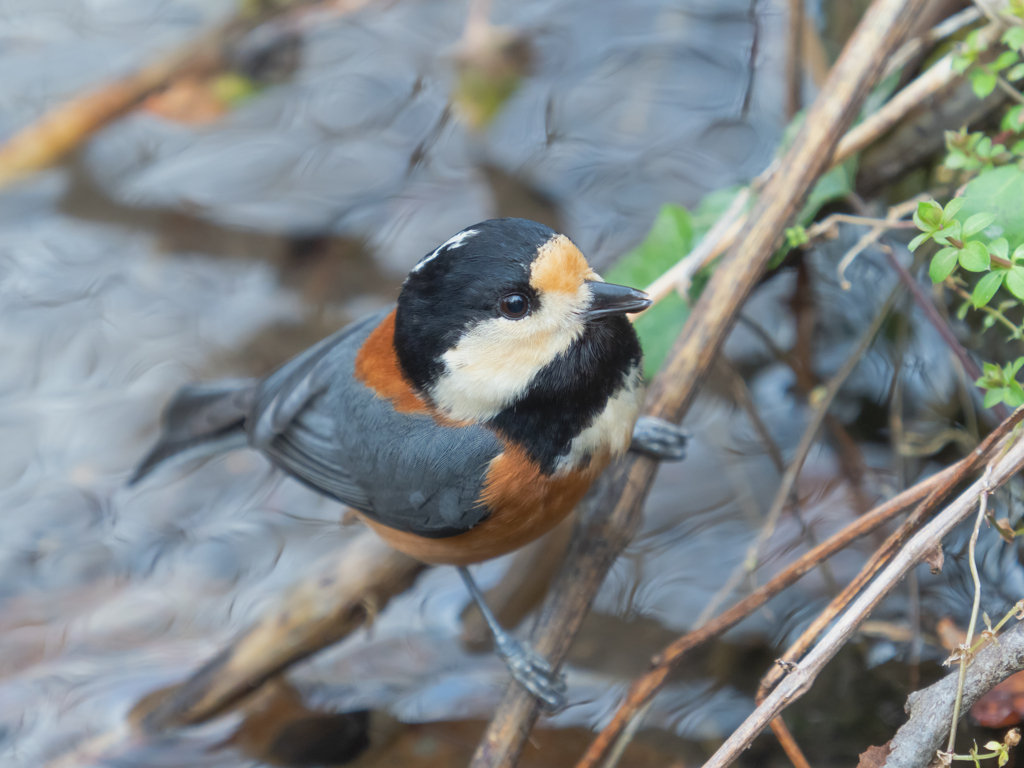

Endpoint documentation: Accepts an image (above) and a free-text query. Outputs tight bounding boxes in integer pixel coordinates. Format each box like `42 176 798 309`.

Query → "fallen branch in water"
141 530 425 730
0 0 377 188
468 1 934 765
701 423 1024 768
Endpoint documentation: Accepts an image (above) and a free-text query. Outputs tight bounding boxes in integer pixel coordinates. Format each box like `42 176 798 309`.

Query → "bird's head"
394 218 649 423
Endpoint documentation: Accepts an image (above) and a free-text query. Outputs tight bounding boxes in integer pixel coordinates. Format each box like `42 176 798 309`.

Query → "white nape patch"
429 282 594 422
411 229 479 274
555 364 643 474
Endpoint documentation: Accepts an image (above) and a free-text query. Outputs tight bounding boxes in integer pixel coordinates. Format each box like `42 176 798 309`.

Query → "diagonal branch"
468 1 933 765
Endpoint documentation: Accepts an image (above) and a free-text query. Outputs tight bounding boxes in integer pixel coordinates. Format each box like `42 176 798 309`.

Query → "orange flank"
354 310 429 414
360 443 606 565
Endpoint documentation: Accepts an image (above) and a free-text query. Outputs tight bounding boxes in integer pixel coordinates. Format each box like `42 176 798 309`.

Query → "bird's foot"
630 416 688 461
493 632 567 713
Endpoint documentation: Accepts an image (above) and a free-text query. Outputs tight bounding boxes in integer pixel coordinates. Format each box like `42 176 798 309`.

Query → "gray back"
248 309 503 538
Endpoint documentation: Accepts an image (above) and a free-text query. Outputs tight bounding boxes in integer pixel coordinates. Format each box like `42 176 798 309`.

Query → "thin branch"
881 7 984 80
944 464 994 757
771 716 814 768
701 426 1024 768
470 3 933 765
575 408 1024 768
786 0 805 118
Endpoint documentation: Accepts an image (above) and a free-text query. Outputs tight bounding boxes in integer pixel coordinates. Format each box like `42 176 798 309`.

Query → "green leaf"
1008 380 1024 407
1006 266 1024 299
973 271 1005 307
930 247 960 283
973 70 998 98
1010 63 1024 82
935 219 961 243
963 212 997 237
956 166 1024 246
994 50 1020 72
991 237 1010 260
908 232 930 252
605 204 694 377
984 387 1007 409
1004 26 1024 50
631 294 690 378
1011 357 1024 376
943 197 966 220
958 301 971 320
1003 105 1024 133
916 201 943 229
960 240 991 271
945 150 968 169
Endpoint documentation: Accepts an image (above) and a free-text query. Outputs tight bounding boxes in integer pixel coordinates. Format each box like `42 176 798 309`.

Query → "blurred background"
3 0 1022 766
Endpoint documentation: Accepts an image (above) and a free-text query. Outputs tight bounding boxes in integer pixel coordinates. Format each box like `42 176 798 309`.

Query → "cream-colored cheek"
555 365 643 474
429 289 591 422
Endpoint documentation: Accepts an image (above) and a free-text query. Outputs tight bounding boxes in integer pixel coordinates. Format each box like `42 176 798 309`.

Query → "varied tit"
131 217 686 711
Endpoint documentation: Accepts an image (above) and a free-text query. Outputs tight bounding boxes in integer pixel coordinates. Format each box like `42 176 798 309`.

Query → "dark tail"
130 379 258 485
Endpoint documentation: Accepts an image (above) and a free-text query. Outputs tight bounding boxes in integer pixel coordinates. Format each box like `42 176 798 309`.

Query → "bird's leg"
629 415 688 461
457 566 567 712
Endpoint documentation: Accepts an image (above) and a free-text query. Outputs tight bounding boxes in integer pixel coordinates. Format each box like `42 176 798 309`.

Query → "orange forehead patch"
529 235 599 295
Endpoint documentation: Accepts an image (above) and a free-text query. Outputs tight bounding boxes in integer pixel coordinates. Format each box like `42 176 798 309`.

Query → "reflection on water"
2 0 1021 766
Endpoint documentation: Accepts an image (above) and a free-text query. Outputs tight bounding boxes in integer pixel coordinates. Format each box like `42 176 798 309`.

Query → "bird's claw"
630 416 688 461
494 634 567 713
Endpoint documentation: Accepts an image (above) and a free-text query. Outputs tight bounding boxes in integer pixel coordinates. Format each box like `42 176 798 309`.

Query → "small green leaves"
960 240 991 272
929 247 959 283
785 226 809 248
963 212 997 238
1007 266 1024 299
976 358 1024 409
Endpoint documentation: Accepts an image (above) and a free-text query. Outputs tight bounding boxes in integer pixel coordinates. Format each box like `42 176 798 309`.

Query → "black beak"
585 281 652 320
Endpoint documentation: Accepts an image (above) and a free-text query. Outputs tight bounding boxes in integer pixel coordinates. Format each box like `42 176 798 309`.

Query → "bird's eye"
499 293 530 319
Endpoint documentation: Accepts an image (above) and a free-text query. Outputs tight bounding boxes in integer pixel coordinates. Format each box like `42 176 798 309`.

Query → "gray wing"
248 308 504 538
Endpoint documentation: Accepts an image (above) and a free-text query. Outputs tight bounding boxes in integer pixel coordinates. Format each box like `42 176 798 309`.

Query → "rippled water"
1 1 1020 766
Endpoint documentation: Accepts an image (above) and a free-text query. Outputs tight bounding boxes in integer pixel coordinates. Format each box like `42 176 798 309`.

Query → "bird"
131 217 686 711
